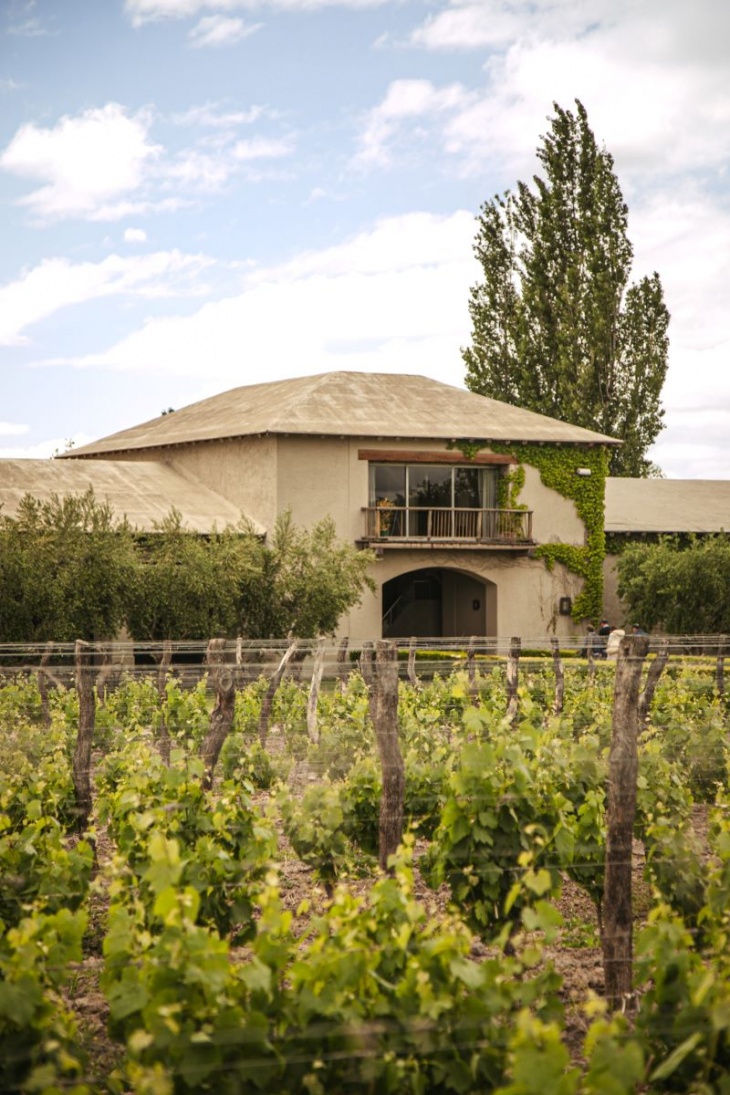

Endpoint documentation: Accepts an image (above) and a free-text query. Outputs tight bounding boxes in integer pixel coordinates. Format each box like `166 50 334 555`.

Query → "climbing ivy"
519 445 606 620
489 444 608 621
445 438 608 621
497 464 526 511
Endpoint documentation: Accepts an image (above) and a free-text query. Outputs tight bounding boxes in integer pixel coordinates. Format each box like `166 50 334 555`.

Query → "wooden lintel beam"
357 449 517 465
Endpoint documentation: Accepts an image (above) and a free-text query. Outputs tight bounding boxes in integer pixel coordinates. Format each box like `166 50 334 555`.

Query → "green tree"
125 510 376 641
126 510 246 641
463 100 670 477
617 536 730 633
0 494 375 643
0 488 137 642
232 511 376 639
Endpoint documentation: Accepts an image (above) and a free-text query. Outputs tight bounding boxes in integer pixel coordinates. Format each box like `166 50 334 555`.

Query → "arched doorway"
382 567 494 638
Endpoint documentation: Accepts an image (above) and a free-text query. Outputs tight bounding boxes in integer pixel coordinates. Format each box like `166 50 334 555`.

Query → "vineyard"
1 638 730 1093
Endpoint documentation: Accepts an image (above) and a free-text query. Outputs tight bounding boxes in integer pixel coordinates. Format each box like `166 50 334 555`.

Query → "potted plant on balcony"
376 497 396 536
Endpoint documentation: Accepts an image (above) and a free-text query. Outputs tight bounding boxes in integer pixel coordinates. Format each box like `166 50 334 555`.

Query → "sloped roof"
66 372 619 457
605 478 730 534
0 459 262 534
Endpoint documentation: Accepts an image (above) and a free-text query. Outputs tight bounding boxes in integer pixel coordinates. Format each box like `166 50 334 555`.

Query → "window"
369 463 498 537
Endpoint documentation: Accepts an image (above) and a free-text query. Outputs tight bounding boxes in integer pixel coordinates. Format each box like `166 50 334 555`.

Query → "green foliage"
617 534 730 634
127 510 251 640
0 717 77 832
0 907 88 1094
97 742 276 940
279 783 357 890
424 737 572 941
281 843 563 1094
464 99 669 478
0 816 93 929
0 493 375 642
234 511 376 639
0 487 137 641
102 886 279 1093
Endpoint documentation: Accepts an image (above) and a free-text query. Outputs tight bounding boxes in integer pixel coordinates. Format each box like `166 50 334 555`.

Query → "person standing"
597 619 611 659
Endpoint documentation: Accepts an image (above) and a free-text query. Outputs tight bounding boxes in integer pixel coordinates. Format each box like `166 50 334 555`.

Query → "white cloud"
188 14 261 47
399 0 730 182
166 134 292 189
0 251 214 346
173 103 266 128
0 103 160 221
232 135 292 160
354 79 474 167
125 0 387 25
124 227 148 242
0 422 29 437
39 211 479 385
0 433 94 461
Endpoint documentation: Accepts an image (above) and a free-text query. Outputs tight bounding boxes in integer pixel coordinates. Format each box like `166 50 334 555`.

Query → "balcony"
361 506 533 548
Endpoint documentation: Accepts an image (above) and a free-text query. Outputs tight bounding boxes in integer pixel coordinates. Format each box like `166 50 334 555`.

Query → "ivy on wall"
452 439 608 622
505 444 608 621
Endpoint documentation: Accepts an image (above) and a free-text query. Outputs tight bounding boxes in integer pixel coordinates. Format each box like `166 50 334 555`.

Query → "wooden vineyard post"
602 632 650 1011
638 639 669 722
373 640 405 872
156 638 173 765
506 637 521 726
258 639 299 747
717 636 726 700
72 639 96 831
467 636 478 700
407 637 419 689
550 637 564 716
37 640 55 729
359 641 378 726
307 637 327 744
336 636 350 693
201 638 237 790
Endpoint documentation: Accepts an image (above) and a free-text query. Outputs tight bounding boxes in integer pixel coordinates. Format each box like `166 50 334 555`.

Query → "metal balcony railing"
362 506 533 544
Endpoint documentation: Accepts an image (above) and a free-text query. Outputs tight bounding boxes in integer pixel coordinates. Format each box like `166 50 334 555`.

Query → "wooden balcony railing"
362 506 533 544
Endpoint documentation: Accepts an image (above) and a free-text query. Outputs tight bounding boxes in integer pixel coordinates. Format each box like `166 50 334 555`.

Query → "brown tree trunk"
551 637 564 716
258 639 298 746
157 638 173 765
602 633 650 1011
373 640 405 872
506 637 521 727
307 637 326 744
72 639 96 831
201 638 237 790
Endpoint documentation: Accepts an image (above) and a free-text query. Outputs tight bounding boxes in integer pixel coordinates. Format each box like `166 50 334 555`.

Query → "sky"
1 0 729 478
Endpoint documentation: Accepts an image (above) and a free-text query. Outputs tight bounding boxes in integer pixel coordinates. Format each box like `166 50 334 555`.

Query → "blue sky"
2 0 729 476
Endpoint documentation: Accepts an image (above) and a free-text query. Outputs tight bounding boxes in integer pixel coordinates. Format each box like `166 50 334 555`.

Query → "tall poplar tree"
463 100 669 477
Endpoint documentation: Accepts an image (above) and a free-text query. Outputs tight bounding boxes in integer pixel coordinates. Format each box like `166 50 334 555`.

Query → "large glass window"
370 463 498 537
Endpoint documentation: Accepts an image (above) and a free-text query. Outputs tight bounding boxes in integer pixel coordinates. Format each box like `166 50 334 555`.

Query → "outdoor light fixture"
558 596 572 615
576 468 592 477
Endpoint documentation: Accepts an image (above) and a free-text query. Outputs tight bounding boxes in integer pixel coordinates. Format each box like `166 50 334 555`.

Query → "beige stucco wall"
342 550 585 641
97 437 278 533
603 554 626 627
521 464 585 545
